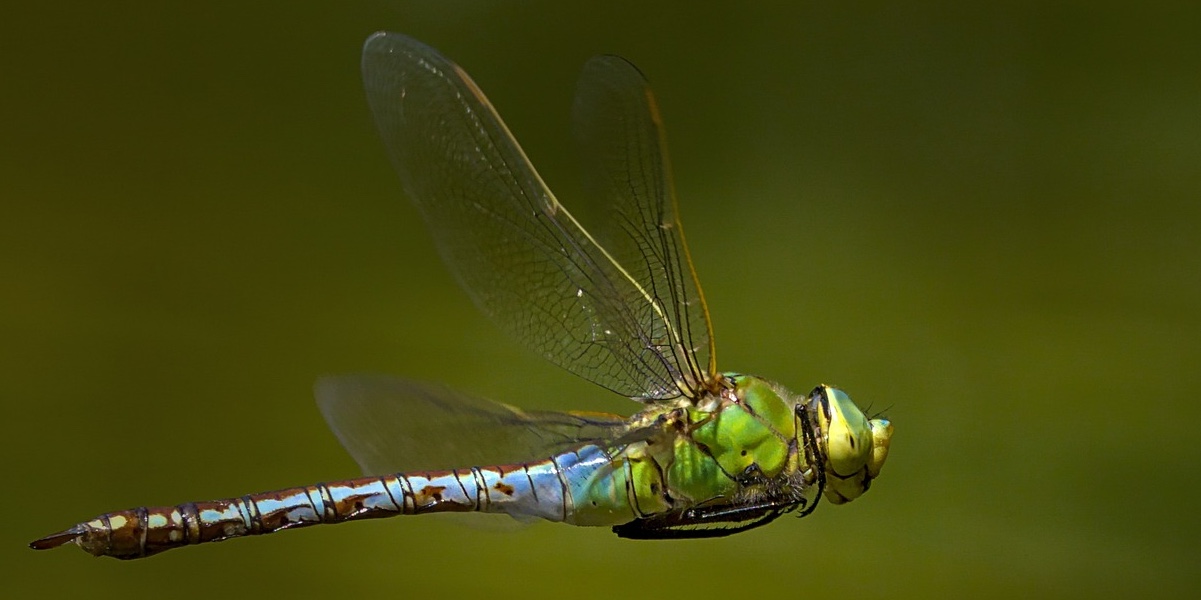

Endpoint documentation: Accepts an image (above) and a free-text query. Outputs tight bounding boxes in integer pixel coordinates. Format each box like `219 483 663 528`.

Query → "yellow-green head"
814 385 893 504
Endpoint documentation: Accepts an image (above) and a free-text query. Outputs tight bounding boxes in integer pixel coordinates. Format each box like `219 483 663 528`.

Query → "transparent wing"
361 32 713 400
571 55 716 393
316 375 631 475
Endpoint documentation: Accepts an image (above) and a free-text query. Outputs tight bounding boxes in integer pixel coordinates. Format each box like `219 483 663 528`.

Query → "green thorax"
570 374 811 525
666 374 805 505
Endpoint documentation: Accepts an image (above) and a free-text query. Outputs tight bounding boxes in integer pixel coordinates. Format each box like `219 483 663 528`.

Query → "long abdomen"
30 450 605 560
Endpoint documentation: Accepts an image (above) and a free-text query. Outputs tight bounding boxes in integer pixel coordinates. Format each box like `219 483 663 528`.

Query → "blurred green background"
3 2 1198 598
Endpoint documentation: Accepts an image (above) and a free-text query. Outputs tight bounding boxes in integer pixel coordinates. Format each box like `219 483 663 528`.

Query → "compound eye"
823 387 872 477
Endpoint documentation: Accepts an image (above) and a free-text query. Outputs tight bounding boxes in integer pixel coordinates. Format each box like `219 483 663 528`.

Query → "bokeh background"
3 2 1198 598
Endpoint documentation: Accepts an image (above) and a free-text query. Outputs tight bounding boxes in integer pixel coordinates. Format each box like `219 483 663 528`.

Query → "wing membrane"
316 375 629 475
571 55 716 393
361 32 713 400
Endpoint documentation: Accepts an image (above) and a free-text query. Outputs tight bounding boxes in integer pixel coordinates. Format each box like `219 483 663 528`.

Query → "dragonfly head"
812 385 893 505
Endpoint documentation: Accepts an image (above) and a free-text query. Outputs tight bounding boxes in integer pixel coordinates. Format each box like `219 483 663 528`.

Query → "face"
813 385 893 504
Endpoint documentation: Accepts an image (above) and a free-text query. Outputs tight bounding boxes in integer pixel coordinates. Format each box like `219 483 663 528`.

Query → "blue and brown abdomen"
30 446 619 559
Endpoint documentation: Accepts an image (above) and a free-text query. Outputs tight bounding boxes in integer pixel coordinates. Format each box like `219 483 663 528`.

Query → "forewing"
316 375 630 475
361 32 695 400
571 55 716 395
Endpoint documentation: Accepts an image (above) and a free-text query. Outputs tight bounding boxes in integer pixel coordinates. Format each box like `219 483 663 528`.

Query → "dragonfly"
31 31 893 560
